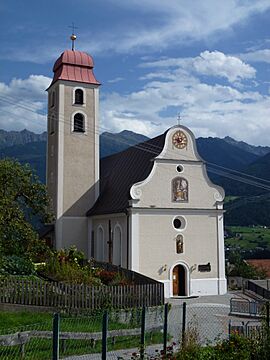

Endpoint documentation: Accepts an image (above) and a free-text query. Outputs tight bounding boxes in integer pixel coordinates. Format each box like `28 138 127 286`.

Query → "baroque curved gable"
130 125 225 208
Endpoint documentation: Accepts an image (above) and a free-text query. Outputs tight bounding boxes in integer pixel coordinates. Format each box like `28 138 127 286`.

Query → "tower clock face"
172 131 188 149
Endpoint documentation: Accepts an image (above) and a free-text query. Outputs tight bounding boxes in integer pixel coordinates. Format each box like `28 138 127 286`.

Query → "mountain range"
1 128 270 226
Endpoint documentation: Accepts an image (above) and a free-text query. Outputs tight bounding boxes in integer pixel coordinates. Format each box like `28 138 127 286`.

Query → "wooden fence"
0 277 164 310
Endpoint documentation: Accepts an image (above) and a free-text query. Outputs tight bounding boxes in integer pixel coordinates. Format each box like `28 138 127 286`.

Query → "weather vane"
69 22 78 51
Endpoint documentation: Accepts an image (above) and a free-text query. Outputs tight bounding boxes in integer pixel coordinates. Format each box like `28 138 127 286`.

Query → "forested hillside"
1 129 270 226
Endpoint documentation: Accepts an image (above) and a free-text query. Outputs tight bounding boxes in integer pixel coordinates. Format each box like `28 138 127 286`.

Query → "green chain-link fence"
0 302 268 359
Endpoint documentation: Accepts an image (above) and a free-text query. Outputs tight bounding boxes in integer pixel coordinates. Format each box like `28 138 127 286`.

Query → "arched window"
75 89 84 105
113 225 122 266
73 113 85 133
96 226 104 261
51 91 55 107
50 115 55 135
172 177 188 202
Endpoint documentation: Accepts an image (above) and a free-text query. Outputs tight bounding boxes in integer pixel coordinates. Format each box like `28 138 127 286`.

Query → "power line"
2 100 270 191
1 93 270 191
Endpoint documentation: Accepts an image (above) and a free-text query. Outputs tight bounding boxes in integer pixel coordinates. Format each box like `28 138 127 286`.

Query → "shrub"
38 253 102 286
37 246 130 286
0 255 35 275
98 270 116 285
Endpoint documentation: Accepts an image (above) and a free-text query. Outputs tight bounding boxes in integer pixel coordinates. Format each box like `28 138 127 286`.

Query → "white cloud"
240 49 270 63
2 1 270 63
192 51 256 83
107 77 125 84
100 53 270 145
141 51 256 83
0 51 269 147
0 75 51 133
88 0 270 54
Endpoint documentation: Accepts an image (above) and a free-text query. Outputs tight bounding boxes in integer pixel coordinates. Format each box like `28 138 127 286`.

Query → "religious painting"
176 234 184 254
172 177 188 202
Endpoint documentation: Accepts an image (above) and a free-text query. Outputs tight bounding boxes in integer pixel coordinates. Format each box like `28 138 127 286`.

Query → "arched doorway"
172 264 186 296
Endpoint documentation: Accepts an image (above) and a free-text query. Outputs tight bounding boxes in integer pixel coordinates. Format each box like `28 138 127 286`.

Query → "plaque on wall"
198 263 211 272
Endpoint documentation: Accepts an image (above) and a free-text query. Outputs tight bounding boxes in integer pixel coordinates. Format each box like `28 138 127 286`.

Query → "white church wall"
190 278 227 296
137 211 218 279
134 210 226 297
130 126 224 210
56 216 88 255
91 214 128 268
128 125 226 297
62 82 99 217
131 161 223 209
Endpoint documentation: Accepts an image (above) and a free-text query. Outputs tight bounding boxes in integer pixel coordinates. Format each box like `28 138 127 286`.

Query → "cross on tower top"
177 113 181 126
69 22 78 51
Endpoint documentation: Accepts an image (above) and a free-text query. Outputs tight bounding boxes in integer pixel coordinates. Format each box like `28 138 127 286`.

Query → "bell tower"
46 38 100 253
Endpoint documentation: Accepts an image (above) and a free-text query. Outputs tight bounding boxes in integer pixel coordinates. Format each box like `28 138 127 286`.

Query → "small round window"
173 216 186 230
173 218 182 229
176 165 183 173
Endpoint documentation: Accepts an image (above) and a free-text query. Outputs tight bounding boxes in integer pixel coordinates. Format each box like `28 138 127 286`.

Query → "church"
46 43 227 298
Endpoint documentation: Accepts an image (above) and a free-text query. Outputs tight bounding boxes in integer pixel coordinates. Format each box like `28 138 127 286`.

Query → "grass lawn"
0 311 53 333
0 310 164 359
0 332 164 360
0 310 143 333
225 225 270 250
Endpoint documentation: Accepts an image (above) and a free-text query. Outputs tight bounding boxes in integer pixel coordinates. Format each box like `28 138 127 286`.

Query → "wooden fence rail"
0 325 163 346
0 278 164 309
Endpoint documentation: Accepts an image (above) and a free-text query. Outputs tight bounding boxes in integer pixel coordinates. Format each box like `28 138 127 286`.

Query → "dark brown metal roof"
87 132 166 216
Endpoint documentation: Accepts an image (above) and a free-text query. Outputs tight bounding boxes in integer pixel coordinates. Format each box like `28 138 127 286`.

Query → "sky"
0 0 270 145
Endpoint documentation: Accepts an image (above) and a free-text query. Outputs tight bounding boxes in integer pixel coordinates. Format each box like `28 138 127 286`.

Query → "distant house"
46 47 227 298
246 259 270 277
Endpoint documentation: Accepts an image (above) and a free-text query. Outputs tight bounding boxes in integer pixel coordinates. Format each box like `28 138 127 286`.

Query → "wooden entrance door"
173 266 179 296
172 265 186 296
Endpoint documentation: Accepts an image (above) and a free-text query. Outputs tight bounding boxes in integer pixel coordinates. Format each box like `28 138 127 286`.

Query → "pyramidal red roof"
48 50 100 88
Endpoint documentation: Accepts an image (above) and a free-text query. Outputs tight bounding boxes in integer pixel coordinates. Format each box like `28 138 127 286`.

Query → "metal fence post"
52 313 60 360
163 303 168 356
102 311 108 360
266 302 270 330
140 306 146 360
182 302 186 347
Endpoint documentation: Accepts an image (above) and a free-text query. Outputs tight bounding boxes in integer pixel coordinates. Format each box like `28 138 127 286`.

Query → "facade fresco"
172 177 188 202
176 234 184 253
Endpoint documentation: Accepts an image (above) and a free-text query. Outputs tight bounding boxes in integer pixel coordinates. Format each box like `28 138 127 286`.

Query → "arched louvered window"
51 91 55 107
73 113 85 133
113 225 122 266
75 89 84 105
96 226 104 261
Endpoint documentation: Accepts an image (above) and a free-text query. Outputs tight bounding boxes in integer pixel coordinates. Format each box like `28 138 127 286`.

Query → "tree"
226 250 267 279
0 158 53 257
